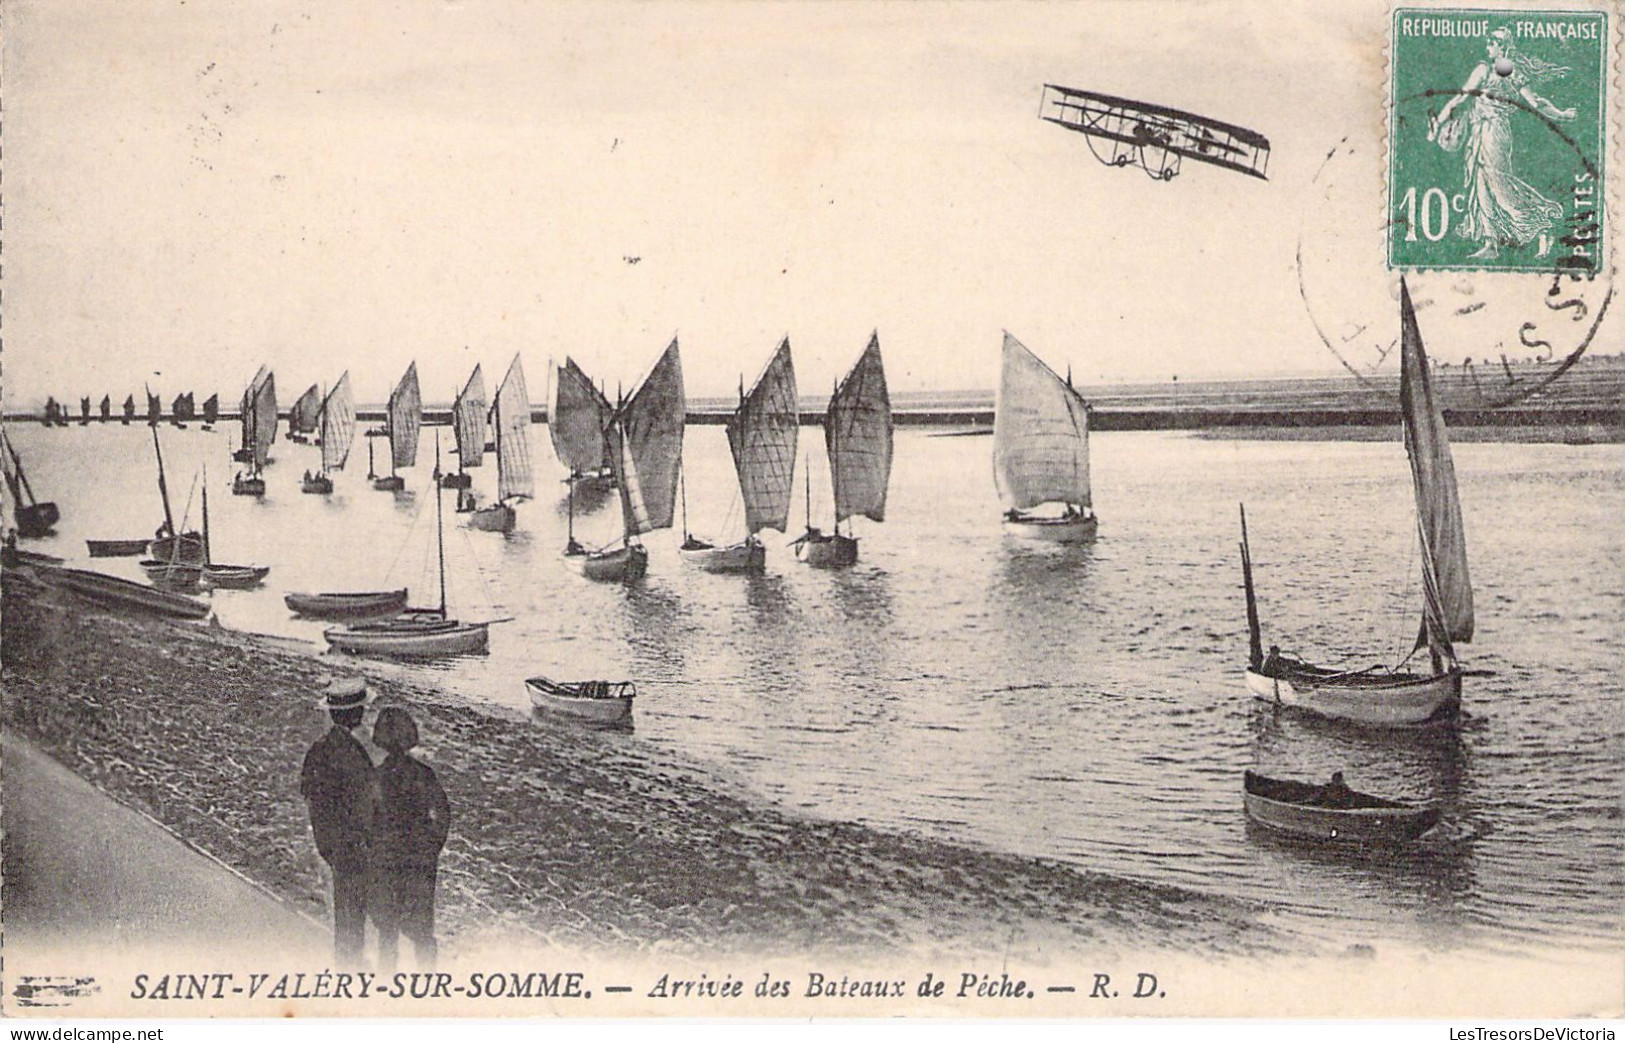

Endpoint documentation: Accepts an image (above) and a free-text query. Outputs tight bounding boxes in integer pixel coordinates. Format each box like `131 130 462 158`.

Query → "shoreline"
0 576 1284 960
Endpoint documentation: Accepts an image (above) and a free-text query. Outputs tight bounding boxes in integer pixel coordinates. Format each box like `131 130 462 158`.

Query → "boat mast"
1239 503 1262 671
202 465 213 565
829 379 841 537
5 433 37 508
151 416 176 537
492 384 502 504
435 434 447 616
679 466 689 540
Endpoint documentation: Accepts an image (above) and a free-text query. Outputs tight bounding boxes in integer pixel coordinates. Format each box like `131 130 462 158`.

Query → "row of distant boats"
35 391 221 429
5 292 1478 835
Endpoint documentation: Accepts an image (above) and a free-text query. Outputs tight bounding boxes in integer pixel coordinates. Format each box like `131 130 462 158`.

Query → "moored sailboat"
994 332 1098 542
233 366 277 495
79 397 91 426
467 355 533 533
681 338 797 573
325 436 489 657
577 340 683 581
795 333 891 568
302 373 356 494
1241 280 1470 727
370 363 421 492
443 365 487 492
98 395 111 423
549 357 616 489
1 428 61 537
146 416 206 566
146 391 162 428
201 393 219 429
122 395 136 425
199 466 270 589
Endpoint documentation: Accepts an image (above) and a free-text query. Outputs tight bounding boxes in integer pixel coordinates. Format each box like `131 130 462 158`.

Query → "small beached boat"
994 332 1098 542
2 428 61 538
1241 281 1470 727
86 538 151 558
370 363 421 492
139 557 205 591
43 566 211 620
681 338 797 574
285 588 409 619
794 333 891 568
467 355 534 533
525 677 636 724
1243 770 1442 843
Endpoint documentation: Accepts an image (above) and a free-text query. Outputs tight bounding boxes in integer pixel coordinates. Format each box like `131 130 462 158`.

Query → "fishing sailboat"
1241 280 1471 727
42 397 58 427
443 365 487 492
99 395 111 423
994 332 1098 542
199 465 270 588
681 338 797 573
468 355 533 533
146 392 162 428
1 428 61 537
146 425 206 567
577 339 683 581
370 363 421 492
795 333 891 568
288 384 320 443
172 392 195 428
301 373 356 494
233 366 277 496
122 395 136 425
325 435 490 657
549 357 616 489
79 397 91 426
201 393 219 430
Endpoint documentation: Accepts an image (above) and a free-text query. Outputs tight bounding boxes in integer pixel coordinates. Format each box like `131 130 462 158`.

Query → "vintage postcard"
1 0 1620 1023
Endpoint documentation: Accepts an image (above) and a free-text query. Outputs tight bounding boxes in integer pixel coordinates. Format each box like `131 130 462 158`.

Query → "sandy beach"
0 572 1282 961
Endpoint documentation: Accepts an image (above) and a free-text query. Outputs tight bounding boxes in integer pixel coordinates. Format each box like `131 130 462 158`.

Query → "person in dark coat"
369 707 451 972
300 676 379 969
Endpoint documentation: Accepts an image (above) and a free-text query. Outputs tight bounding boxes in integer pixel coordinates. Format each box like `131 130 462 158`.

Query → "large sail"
826 333 892 524
453 365 488 470
726 338 799 534
202 394 219 425
550 357 614 476
493 355 535 503
123 395 136 421
147 392 161 426
1399 280 1473 656
992 332 1092 511
240 365 268 449
251 371 278 469
320 372 357 473
387 362 422 470
612 423 653 537
289 384 321 434
608 339 684 532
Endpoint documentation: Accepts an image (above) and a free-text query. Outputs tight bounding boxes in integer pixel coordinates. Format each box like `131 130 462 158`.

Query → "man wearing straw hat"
300 676 379 968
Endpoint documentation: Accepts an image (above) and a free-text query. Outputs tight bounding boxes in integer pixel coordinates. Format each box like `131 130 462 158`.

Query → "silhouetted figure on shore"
369 707 451 972
300 677 378 969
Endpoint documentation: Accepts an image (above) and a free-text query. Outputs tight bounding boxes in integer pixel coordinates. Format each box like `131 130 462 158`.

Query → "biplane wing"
1040 84 1271 182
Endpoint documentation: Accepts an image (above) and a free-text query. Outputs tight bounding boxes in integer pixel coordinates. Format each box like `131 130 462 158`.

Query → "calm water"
11 422 1622 952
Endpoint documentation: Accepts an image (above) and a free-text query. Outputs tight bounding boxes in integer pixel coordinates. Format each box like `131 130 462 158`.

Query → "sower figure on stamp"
300 676 380 969
369 706 451 972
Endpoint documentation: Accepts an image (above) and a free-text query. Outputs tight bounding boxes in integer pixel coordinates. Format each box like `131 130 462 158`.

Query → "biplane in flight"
1040 84 1271 182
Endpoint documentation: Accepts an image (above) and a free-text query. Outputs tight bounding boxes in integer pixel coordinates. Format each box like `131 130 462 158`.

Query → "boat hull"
284 589 409 619
87 539 150 558
203 563 270 589
324 619 489 658
232 475 266 497
577 544 648 582
1243 772 1442 843
300 475 334 495
796 532 858 568
372 475 405 492
1246 664 1461 727
139 559 205 592
1003 512 1098 543
439 473 472 490
525 677 635 723
468 503 515 533
44 567 210 620
16 503 60 538
679 538 764 573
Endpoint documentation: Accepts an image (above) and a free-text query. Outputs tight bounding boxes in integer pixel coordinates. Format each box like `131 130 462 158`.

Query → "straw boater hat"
316 676 374 711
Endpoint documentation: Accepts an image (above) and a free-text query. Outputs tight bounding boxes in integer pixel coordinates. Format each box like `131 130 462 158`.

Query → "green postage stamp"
1389 8 1609 273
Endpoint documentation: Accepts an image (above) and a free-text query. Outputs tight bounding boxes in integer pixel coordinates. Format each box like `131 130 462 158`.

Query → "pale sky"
5 1 1458 408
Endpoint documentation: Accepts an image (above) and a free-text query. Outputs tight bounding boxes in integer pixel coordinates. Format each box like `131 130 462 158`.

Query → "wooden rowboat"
203 564 271 589
324 614 489 658
525 676 635 723
139 558 205 592
284 588 409 619
1243 770 1442 844
87 538 151 558
43 566 210 620
576 543 648 582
